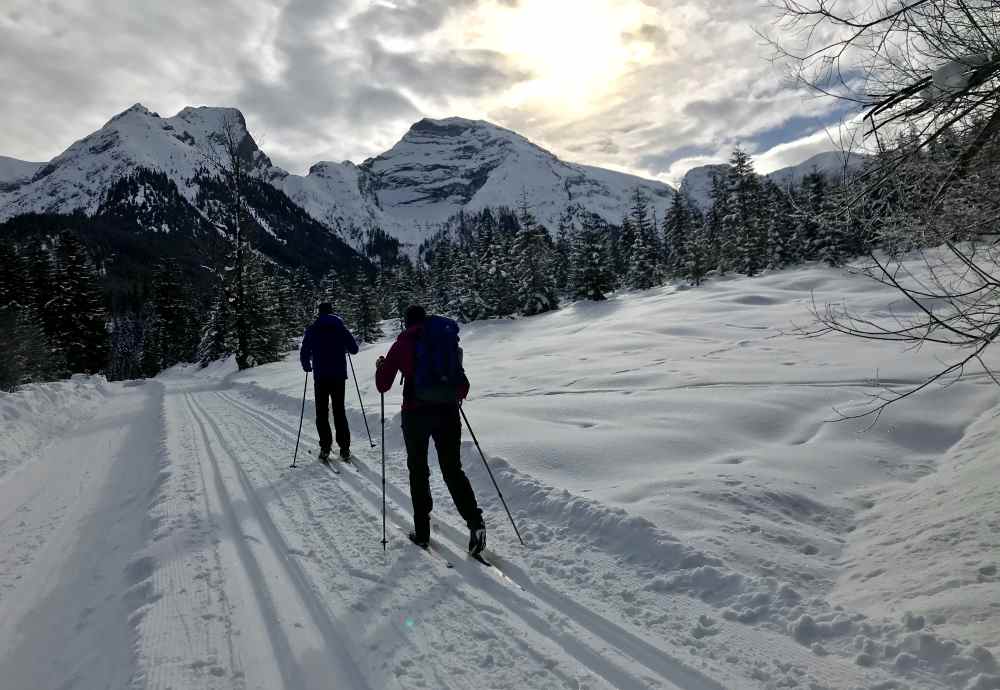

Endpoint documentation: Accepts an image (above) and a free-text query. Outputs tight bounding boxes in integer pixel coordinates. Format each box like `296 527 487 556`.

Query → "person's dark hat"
405 304 426 328
318 302 333 315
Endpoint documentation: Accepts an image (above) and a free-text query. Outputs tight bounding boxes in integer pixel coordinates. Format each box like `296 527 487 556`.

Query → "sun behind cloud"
451 0 657 117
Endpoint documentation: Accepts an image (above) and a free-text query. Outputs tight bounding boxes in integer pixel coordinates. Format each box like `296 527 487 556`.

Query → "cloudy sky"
0 0 856 184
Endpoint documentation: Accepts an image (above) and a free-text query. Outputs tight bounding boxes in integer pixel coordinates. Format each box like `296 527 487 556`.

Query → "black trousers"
315 377 350 453
402 405 483 536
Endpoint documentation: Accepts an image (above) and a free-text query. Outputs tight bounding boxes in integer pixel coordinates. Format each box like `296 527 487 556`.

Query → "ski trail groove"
185 392 374 690
220 392 660 689
218 388 724 690
210 391 623 689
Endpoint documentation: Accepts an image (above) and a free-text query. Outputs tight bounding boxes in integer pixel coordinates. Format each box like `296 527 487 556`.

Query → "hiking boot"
408 532 430 549
468 527 486 556
412 516 430 546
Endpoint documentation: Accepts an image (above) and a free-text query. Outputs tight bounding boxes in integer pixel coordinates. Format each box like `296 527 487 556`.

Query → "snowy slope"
273 160 394 242
0 104 276 221
0 155 43 194
679 163 730 210
3 108 677 249
767 151 868 189
361 117 675 236
680 152 870 210
5 253 997 689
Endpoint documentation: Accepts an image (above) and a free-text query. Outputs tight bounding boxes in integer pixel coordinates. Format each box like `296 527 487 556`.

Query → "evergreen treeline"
3 128 991 392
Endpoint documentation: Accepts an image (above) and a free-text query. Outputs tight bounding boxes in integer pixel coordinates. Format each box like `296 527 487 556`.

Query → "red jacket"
375 324 470 410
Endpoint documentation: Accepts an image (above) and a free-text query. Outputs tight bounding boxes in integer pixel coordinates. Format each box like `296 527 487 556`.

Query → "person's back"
302 313 357 381
301 304 359 461
375 305 485 554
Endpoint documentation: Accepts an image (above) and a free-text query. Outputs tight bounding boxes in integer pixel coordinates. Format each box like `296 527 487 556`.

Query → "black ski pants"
315 377 350 453
402 404 483 536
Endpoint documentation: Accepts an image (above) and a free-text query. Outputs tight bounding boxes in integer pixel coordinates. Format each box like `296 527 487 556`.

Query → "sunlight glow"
456 0 658 115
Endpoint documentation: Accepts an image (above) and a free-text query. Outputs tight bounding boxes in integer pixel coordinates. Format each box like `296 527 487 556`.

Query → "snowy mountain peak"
0 104 274 221
3 104 676 248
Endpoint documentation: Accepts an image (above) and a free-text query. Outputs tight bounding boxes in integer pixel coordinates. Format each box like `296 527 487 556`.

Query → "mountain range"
0 103 863 256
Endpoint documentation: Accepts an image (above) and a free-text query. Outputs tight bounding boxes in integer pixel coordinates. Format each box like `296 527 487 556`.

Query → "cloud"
0 0 859 183
622 23 669 48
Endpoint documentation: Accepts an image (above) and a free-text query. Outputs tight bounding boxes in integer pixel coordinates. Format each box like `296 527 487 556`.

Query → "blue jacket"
300 314 359 380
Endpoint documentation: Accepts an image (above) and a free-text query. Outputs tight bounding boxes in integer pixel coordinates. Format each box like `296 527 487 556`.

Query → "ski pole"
459 405 525 546
348 353 376 448
380 392 387 551
290 372 309 468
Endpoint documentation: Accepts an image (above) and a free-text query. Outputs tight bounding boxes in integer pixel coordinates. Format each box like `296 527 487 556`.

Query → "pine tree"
512 206 559 316
318 267 346 315
762 181 794 270
241 255 288 367
663 193 692 279
49 231 109 374
352 279 384 343
198 276 232 366
290 266 317 334
480 229 517 317
553 209 575 296
625 188 660 289
450 251 489 323
145 260 199 372
570 219 615 301
725 148 766 277
706 173 730 274
684 222 710 286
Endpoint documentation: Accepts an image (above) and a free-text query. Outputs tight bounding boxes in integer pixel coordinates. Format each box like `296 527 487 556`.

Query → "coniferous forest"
2 125 996 392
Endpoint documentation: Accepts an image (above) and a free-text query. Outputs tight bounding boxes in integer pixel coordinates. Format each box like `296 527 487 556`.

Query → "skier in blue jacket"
300 302 360 462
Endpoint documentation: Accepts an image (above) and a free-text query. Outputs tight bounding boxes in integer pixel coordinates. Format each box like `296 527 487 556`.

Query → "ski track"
1 374 922 690
210 388 650 689
217 384 917 690
214 387 730 690
183 390 374 690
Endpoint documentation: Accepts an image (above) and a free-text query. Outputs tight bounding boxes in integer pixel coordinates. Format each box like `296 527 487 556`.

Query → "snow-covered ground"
1 257 998 690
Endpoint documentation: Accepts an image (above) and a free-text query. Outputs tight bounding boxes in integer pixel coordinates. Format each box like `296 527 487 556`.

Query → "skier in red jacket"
375 305 486 555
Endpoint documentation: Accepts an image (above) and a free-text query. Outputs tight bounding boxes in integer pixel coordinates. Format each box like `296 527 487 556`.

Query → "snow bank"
0 374 115 479
227 251 999 688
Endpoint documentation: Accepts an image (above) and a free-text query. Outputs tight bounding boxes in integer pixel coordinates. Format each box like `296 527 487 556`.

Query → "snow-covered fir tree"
625 188 659 289
570 218 615 301
49 231 109 375
512 205 559 316
663 192 695 279
724 148 766 277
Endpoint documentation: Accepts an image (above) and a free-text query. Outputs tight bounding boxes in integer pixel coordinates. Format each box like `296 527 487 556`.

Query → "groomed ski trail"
211 386 730 690
0 374 914 690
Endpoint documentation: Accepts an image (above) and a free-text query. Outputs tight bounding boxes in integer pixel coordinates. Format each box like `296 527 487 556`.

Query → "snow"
680 152 869 210
0 104 275 221
2 254 998 689
766 151 869 190
0 155 43 188
2 105 871 255
363 117 676 238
